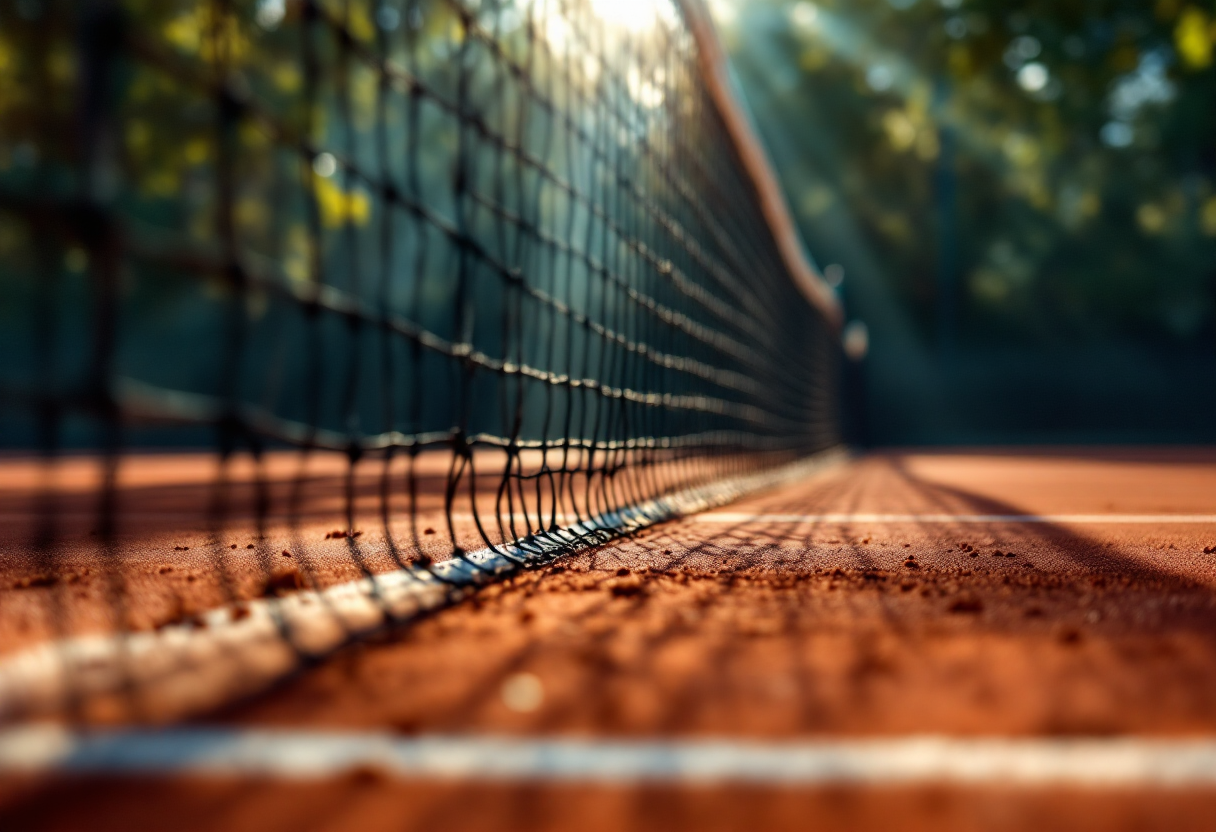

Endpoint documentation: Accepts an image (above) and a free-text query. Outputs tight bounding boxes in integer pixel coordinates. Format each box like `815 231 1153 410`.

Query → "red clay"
0 449 718 654
202 449 1216 738
3 777 1216 832
5 448 1216 829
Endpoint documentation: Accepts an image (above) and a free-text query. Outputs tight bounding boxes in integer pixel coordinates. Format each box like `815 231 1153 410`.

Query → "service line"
4 725 1216 787
695 513 1216 524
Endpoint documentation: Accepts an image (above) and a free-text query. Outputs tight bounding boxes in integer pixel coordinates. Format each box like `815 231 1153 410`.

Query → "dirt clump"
264 568 303 596
607 573 645 598
947 595 984 614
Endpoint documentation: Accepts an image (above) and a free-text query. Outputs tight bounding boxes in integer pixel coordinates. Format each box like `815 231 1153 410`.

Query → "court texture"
2 0 1215 829
3 448 1216 830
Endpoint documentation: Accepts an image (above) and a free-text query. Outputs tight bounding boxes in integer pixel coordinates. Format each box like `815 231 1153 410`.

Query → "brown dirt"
0 449 725 654
2 777 1216 832
212 450 1216 738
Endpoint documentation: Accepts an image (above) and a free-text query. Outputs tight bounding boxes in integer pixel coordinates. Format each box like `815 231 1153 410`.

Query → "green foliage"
717 0 1216 345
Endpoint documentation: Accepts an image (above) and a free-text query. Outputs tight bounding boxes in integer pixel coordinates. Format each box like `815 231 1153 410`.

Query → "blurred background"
3 0 839 456
3 0 1214 450
711 0 1216 445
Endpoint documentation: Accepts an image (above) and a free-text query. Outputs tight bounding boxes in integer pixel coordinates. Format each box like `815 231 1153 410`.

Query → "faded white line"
3 725 1216 787
695 513 1216 524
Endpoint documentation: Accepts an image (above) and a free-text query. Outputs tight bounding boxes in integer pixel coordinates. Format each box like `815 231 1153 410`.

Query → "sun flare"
586 0 671 33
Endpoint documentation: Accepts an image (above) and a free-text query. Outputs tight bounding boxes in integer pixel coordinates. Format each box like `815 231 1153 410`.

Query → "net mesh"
0 0 840 720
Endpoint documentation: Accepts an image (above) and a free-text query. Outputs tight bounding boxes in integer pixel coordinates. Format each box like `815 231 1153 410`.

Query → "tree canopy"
715 0 1216 441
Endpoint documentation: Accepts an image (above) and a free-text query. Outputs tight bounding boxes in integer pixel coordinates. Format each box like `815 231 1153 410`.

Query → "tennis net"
0 0 841 720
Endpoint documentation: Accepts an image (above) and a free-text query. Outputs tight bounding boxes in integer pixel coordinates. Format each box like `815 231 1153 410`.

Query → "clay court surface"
4 448 1216 829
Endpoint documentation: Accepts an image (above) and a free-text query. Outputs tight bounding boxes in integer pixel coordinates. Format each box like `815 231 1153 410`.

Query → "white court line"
3 725 1216 787
695 513 1216 524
